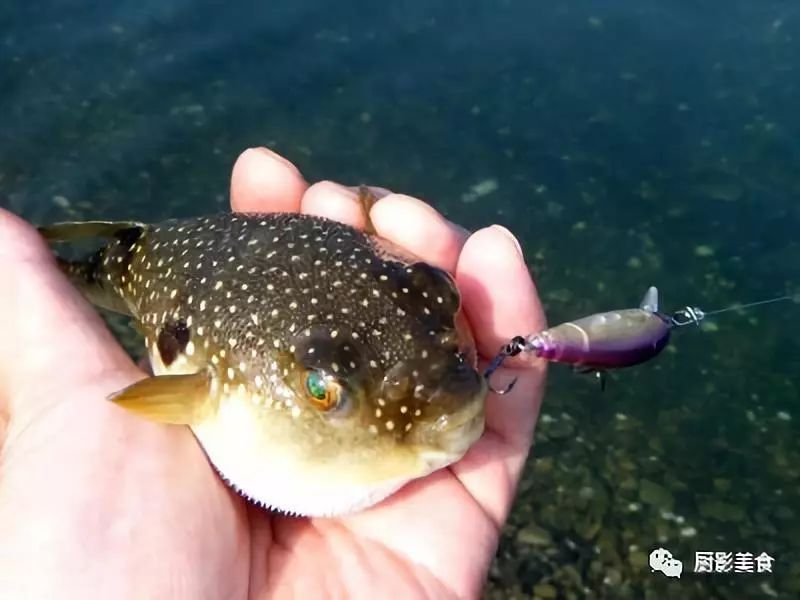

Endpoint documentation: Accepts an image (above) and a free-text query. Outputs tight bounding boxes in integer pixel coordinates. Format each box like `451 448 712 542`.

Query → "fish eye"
304 370 343 411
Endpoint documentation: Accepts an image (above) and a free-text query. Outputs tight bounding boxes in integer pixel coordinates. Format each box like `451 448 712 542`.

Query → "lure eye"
304 371 342 411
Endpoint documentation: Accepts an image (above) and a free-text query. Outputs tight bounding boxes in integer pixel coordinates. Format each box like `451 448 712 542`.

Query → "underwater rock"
460 178 498 203
52 194 71 209
534 456 554 475
547 417 575 440
694 244 715 257
697 499 745 522
693 180 744 203
628 551 648 569
574 517 602 541
603 568 622 586
638 479 675 511
532 583 558 598
516 524 553 547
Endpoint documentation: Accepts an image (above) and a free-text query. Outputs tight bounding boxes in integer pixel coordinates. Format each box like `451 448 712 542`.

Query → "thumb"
0 209 136 416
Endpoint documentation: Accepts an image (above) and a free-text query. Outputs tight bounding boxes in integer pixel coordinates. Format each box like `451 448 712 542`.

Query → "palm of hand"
0 148 545 599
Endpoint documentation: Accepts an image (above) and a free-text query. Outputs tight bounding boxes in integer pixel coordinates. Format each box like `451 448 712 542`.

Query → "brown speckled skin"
105 213 481 433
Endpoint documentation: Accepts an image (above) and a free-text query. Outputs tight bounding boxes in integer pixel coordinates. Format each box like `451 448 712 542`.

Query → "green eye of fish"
305 371 341 411
306 371 327 399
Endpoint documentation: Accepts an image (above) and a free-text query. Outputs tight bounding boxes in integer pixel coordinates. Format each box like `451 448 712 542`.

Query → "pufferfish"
39 198 487 516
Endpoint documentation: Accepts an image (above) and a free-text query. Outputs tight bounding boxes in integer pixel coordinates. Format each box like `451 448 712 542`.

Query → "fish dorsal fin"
109 371 212 425
639 286 659 313
38 220 145 243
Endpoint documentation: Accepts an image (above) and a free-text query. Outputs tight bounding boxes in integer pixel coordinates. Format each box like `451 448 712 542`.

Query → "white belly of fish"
191 393 408 517
150 353 418 517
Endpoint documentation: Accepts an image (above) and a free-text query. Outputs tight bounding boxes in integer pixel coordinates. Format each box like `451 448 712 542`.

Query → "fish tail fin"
38 220 146 315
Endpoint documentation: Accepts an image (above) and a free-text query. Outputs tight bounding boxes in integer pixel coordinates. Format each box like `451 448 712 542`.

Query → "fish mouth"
412 384 487 471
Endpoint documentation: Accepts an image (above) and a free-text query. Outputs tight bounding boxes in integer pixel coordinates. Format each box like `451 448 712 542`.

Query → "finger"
137 355 154 376
300 181 371 228
301 186 468 273
369 194 469 273
0 210 136 413
230 147 308 213
456 225 545 361
451 225 547 524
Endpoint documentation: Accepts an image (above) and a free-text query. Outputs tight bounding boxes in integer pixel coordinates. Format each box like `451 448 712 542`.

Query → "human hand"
0 147 546 599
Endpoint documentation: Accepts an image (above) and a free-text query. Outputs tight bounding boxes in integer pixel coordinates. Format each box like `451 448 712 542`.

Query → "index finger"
456 225 545 359
301 184 469 273
229 148 308 213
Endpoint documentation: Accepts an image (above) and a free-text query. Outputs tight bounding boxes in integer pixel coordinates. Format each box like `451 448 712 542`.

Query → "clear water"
3 1 799 597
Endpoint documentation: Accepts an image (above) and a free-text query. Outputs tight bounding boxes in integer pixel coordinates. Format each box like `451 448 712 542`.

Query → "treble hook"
483 335 527 394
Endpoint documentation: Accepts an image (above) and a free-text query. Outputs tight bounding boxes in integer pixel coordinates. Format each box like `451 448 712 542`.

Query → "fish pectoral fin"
38 220 146 243
109 371 212 425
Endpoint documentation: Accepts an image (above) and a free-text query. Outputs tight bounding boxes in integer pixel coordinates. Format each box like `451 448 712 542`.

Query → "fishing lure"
484 286 795 392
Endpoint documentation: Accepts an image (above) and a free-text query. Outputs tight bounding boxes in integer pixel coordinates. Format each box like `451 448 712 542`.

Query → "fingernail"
247 147 301 174
318 180 359 201
452 222 472 241
346 185 393 201
491 225 524 259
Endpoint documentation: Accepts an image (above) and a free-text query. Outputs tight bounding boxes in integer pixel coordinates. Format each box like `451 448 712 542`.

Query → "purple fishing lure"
483 285 793 393
526 286 671 370
483 287 675 392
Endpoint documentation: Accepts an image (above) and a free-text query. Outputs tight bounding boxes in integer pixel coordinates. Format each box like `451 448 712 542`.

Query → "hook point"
489 376 518 395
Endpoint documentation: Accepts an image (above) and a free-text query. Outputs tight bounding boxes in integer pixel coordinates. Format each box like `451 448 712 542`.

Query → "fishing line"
670 293 798 327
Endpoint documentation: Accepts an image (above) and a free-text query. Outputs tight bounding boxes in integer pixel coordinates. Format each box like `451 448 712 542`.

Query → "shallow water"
2 1 799 597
